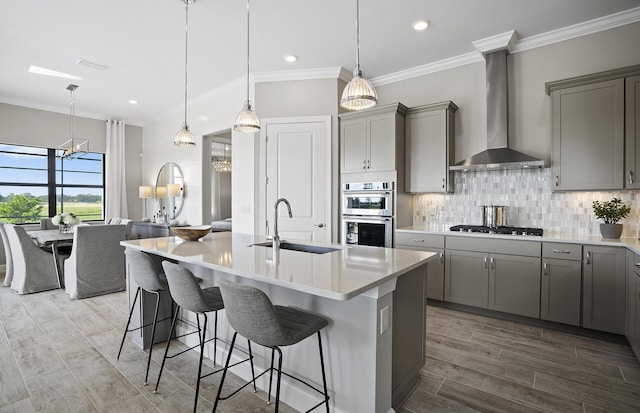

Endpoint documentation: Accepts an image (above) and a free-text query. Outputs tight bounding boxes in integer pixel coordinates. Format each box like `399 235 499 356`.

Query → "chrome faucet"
273 198 293 250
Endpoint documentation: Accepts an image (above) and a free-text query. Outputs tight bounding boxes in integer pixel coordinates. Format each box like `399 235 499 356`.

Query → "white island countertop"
122 231 435 301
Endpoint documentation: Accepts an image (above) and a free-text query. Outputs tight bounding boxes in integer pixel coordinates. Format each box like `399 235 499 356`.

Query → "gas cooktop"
450 225 544 236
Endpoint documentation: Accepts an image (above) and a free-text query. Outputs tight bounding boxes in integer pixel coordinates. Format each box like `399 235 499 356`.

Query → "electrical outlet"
380 306 390 334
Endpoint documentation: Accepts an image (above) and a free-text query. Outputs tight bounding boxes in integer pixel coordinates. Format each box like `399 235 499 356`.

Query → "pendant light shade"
340 0 377 111
174 0 196 147
59 84 89 159
234 0 260 133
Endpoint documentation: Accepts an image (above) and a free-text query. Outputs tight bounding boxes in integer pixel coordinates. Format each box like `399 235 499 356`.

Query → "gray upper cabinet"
583 245 626 334
625 75 640 189
550 79 625 190
340 103 408 174
546 65 640 191
405 101 457 193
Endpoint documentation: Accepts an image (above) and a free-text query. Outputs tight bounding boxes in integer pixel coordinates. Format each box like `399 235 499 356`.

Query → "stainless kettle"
482 205 507 227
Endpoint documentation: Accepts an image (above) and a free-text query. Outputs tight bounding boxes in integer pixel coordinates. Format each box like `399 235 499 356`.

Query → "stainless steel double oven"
342 182 393 247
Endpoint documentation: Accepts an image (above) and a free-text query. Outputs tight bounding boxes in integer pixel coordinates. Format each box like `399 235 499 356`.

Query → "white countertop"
122 232 435 301
396 226 640 254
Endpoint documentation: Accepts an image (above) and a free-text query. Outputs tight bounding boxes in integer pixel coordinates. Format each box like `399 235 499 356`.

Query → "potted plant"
51 212 80 233
592 197 631 239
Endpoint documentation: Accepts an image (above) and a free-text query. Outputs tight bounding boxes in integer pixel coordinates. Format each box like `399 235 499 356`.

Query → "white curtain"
105 119 128 220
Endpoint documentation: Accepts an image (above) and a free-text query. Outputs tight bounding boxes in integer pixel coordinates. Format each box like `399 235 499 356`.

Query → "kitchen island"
121 231 435 413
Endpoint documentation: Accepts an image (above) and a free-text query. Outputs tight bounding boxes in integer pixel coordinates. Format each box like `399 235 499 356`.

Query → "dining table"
29 229 74 288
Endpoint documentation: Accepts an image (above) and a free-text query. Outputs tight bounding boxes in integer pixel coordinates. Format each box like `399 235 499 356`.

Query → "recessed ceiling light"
28 65 82 80
284 55 297 63
412 20 430 31
128 99 138 105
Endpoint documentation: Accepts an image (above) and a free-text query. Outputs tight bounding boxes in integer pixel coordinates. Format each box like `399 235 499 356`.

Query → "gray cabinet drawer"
446 236 541 257
542 243 582 261
395 232 444 249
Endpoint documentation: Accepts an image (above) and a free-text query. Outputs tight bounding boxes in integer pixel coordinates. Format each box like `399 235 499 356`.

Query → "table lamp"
138 186 153 222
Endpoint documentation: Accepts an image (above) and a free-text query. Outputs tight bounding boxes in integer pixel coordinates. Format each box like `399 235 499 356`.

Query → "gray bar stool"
117 250 170 385
158 261 256 413
214 278 330 412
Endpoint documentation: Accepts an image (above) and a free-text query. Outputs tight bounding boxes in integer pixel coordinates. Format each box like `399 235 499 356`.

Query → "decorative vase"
59 224 73 233
599 223 623 239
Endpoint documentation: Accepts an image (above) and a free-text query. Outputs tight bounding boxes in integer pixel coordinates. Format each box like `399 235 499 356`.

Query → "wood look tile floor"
2 276 640 413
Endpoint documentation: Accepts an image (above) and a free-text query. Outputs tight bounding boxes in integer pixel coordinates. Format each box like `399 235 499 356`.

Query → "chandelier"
59 84 89 159
212 144 232 172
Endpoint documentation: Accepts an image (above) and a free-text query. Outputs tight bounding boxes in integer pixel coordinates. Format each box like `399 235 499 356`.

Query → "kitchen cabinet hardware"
585 251 591 264
314 223 325 228
555 174 559 186
629 170 634 185
636 263 640 267
543 262 549 275
413 239 425 242
442 178 445 189
490 256 495 269
553 249 572 254
439 252 444 263
483 256 488 269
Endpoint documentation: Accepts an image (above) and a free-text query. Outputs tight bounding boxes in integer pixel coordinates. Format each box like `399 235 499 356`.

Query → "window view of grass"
0 193 102 224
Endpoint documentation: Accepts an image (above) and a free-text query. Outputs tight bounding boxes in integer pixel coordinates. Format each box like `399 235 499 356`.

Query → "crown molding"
253 67 346 84
371 52 483 87
513 6 640 53
472 30 518 54
0 97 108 122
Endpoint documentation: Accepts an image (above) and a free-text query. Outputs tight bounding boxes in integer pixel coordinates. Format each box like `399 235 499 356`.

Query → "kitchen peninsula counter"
121 231 435 413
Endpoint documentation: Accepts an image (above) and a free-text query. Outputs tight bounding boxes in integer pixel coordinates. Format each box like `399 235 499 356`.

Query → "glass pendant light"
340 0 377 111
59 84 89 159
174 0 196 146
234 0 260 133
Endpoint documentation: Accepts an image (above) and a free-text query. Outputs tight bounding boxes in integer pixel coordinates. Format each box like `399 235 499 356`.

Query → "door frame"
257 116 332 239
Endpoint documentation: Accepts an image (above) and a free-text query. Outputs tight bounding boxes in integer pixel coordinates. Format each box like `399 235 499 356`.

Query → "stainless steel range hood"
450 49 545 171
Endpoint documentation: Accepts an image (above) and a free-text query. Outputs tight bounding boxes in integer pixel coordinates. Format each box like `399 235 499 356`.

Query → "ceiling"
2 0 640 126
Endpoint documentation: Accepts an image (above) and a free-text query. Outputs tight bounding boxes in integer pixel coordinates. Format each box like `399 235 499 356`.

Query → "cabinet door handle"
585 251 591 265
442 178 445 189
367 159 370 169
555 174 559 186
363 160 367 169
490 256 495 269
543 262 549 275
552 249 571 254
413 239 425 243
635 263 640 268
629 170 634 185
314 223 325 228
439 252 444 263
484 256 488 269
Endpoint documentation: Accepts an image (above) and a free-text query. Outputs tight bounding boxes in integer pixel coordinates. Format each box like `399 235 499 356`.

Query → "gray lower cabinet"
489 253 541 318
445 237 541 317
395 232 445 301
626 251 640 357
583 245 626 334
541 242 583 326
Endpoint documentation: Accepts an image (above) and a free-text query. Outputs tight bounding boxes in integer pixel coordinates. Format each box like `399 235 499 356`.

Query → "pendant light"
174 0 196 146
59 84 89 159
340 0 377 111
233 0 260 133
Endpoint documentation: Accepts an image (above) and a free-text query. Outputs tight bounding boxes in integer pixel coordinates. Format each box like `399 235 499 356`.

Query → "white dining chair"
0 223 14 287
4 224 61 294
64 224 126 299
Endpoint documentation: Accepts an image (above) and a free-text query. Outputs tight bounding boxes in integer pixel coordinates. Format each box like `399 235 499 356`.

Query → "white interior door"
264 119 330 242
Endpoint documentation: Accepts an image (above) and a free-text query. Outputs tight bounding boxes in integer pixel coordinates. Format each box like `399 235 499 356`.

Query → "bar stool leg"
317 332 330 412
247 340 257 392
117 287 140 360
144 291 161 385
193 313 208 413
154 304 180 393
274 347 283 413
267 348 275 405
213 311 218 364
213 331 238 412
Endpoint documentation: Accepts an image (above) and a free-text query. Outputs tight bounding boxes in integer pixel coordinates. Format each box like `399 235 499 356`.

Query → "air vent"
76 58 110 72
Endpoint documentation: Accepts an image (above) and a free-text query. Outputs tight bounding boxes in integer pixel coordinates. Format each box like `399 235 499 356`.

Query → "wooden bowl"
171 225 212 241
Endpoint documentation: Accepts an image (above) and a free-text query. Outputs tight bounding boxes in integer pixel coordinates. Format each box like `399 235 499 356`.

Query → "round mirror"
155 162 184 220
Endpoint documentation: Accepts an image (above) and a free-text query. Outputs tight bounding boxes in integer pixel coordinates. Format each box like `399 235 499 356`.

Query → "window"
0 143 104 224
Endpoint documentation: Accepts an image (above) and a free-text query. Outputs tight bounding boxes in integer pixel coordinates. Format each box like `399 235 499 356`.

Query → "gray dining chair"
63 224 126 299
0 223 14 287
4 224 61 294
214 278 330 412
107 217 134 239
156 261 248 413
40 218 56 230
118 250 171 385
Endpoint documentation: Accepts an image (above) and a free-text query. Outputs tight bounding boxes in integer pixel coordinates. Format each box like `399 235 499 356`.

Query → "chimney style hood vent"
450 39 544 171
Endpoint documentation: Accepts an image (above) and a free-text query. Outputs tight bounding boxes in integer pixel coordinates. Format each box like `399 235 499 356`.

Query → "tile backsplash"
412 168 640 237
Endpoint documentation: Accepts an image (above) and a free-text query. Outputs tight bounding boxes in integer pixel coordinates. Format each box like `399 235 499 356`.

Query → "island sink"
251 241 340 254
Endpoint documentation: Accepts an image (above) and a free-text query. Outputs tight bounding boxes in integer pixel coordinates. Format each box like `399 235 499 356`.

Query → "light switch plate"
380 306 390 334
